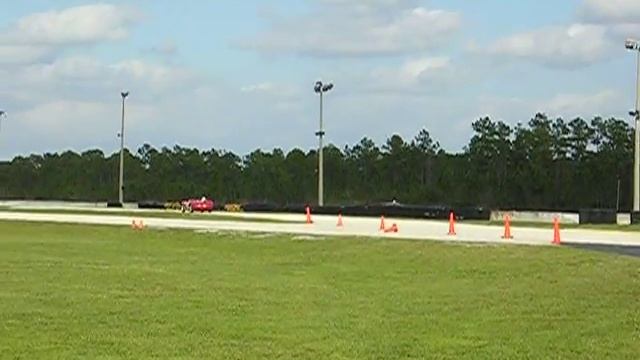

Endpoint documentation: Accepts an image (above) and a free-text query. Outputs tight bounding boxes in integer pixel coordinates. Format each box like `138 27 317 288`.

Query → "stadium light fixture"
0 110 6 133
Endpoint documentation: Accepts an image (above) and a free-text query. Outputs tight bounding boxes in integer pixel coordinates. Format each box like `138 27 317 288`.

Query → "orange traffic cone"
379 216 386 231
502 214 513 239
337 213 344 227
384 223 399 233
132 219 144 230
448 212 456 236
552 217 561 245
306 206 313 224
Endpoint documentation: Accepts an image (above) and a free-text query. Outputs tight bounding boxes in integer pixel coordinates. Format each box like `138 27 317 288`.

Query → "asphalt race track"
1 207 639 254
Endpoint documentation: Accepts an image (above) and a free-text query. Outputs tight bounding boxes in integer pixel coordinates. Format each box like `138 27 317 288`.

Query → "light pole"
314 80 333 207
625 39 640 213
118 91 129 205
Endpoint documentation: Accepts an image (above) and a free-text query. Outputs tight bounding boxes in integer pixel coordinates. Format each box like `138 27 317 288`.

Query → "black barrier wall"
238 202 491 221
138 201 166 210
579 209 617 225
139 200 491 221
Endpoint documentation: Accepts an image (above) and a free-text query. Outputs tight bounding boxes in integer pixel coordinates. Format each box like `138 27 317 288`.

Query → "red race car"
181 197 214 213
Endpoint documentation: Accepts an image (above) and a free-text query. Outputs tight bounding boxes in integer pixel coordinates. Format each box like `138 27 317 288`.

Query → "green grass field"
0 221 638 359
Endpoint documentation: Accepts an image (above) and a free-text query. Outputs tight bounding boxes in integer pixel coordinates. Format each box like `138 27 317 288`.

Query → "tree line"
0 113 635 211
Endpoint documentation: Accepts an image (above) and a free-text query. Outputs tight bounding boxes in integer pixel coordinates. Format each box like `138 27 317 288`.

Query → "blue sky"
0 0 639 159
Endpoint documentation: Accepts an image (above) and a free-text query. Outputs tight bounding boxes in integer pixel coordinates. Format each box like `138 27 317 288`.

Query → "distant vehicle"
181 197 214 213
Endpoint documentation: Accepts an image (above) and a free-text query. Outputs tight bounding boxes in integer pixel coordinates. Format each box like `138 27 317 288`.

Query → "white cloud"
484 24 612 68
474 89 623 125
367 57 456 93
5 99 158 155
148 40 178 56
477 0 640 69
0 4 140 65
319 0 417 11
545 89 619 116
0 4 140 46
611 23 640 37
110 60 195 92
0 0 634 160
0 54 199 146
0 45 51 64
475 0 640 69
8 57 195 101
243 3 461 57
239 82 302 114
387 57 451 82
22 56 103 81
19 100 116 132
0 53 307 157
240 82 278 93
580 0 640 24
579 0 640 38
240 81 302 97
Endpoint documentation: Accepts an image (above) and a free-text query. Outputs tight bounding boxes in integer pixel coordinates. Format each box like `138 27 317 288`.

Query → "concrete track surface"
1 210 639 248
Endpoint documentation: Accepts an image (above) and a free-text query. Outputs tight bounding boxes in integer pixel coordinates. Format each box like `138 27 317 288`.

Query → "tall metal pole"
318 91 324 207
118 92 128 204
616 177 621 212
314 81 332 206
634 51 640 212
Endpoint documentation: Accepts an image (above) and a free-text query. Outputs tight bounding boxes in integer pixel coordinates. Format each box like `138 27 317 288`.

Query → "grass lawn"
0 208 300 224
0 221 638 359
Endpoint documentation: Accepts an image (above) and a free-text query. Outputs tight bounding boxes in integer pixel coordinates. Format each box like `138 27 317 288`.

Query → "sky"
1 0 640 159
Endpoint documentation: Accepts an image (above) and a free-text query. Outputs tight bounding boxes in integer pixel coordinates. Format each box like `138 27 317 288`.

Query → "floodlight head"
314 81 323 93
630 110 639 117
625 39 639 51
322 83 334 92
121 91 129 99
0 110 5 117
